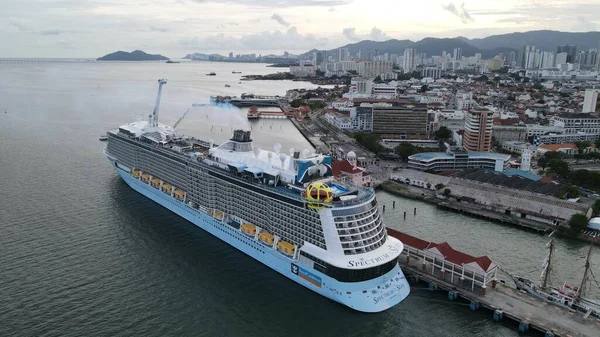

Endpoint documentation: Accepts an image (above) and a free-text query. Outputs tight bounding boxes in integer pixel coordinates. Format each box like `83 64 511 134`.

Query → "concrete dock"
399 254 600 337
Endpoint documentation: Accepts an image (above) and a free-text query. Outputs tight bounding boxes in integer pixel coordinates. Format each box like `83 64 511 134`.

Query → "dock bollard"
393 201 396 209
383 205 386 213
519 320 530 332
414 207 416 215
403 211 406 219
493 310 503 321
469 301 479 311
448 291 457 301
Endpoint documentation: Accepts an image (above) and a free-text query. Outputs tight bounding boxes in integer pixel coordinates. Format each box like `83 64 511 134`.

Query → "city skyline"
3 0 599 58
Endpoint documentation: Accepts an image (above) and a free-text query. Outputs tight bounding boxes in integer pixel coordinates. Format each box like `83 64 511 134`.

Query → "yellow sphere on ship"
304 182 333 210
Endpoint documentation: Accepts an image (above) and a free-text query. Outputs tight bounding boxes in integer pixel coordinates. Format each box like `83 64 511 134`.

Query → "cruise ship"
103 79 410 312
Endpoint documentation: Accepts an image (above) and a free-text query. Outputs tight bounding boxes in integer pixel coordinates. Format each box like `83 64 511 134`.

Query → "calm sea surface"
1 61 598 337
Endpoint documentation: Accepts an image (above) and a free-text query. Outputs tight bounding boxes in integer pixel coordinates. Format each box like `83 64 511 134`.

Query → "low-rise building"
533 132 599 145
492 125 527 143
408 151 510 172
324 112 352 130
331 158 372 188
551 114 600 134
501 141 536 155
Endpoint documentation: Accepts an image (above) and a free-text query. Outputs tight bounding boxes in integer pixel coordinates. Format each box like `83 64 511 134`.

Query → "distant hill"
97 50 169 61
302 30 600 59
301 38 513 59
466 30 600 52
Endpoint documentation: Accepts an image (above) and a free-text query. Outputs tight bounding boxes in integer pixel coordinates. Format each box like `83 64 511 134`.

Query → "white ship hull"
109 160 410 312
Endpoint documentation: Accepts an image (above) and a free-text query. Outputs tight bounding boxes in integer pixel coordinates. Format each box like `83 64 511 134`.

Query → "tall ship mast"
103 79 411 312
513 232 600 319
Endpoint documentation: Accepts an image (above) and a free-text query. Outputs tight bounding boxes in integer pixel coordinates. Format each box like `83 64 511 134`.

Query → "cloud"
342 27 359 41
10 18 69 35
270 14 289 27
9 18 34 32
150 26 171 33
342 26 389 41
574 15 597 31
189 0 351 7
369 27 389 41
442 2 474 24
179 26 329 52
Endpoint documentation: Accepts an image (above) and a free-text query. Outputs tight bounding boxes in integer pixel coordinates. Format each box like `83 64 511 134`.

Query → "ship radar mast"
151 78 167 127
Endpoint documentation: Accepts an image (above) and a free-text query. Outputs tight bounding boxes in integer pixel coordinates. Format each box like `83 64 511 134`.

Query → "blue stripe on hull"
112 164 410 312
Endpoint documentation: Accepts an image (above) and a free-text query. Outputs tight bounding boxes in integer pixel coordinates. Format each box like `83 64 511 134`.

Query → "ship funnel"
151 79 167 127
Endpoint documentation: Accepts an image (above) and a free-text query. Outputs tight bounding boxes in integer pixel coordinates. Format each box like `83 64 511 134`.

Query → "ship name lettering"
347 253 390 267
373 284 405 305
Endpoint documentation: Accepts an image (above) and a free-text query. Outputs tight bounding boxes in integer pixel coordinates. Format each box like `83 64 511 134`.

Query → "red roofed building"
387 228 498 293
331 158 372 188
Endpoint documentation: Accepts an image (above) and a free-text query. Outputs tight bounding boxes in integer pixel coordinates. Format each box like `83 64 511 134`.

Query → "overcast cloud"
1 0 599 57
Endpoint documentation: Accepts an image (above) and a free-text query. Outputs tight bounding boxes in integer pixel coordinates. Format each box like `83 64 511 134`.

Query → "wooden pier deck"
400 258 600 336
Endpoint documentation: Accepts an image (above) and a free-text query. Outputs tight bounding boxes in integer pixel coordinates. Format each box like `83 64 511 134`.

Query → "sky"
2 0 599 58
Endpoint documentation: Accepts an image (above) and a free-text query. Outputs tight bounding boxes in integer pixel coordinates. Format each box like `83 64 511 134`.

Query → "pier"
388 228 600 337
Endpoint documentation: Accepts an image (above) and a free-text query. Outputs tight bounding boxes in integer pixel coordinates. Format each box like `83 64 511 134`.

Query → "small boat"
241 223 256 236
166 60 180 64
225 84 231 87
238 82 241 84
232 71 241 74
206 72 216 76
99 135 108 141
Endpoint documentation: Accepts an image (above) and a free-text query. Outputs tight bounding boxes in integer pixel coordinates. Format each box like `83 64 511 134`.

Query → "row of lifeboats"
240 223 296 256
133 169 185 201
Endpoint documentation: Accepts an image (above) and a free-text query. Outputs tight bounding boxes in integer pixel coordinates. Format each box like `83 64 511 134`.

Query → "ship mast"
576 242 594 302
541 234 555 290
151 79 167 127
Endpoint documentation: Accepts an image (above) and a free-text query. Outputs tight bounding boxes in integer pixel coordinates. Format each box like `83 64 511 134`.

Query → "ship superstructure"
104 79 410 312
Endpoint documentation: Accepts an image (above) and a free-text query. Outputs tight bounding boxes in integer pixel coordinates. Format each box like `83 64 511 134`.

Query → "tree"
566 186 581 199
435 183 445 190
394 143 418 161
574 141 592 155
548 159 570 179
595 139 600 149
443 188 451 197
373 75 384 83
290 99 304 108
567 214 588 236
593 199 600 214
434 126 452 141
420 84 430 93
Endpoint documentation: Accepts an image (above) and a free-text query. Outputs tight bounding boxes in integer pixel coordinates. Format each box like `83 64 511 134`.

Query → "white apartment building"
583 89 600 113
350 78 373 95
550 114 600 134
289 63 315 77
525 124 565 137
403 48 417 72
357 61 394 79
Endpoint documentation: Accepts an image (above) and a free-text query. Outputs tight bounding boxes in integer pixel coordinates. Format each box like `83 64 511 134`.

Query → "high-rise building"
453 48 462 61
463 108 493 152
520 45 536 68
555 52 568 65
228 52 233 59
338 48 349 62
357 61 393 78
402 48 416 72
539 51 556 69
557 45 577 63
371 104 429 139
583 89 600 113
313 50 327 71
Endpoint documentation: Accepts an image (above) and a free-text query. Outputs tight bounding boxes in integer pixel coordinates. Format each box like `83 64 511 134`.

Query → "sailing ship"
513 232 600 319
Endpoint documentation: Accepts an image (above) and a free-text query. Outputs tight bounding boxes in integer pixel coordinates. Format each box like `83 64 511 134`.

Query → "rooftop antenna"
151 78 167 127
